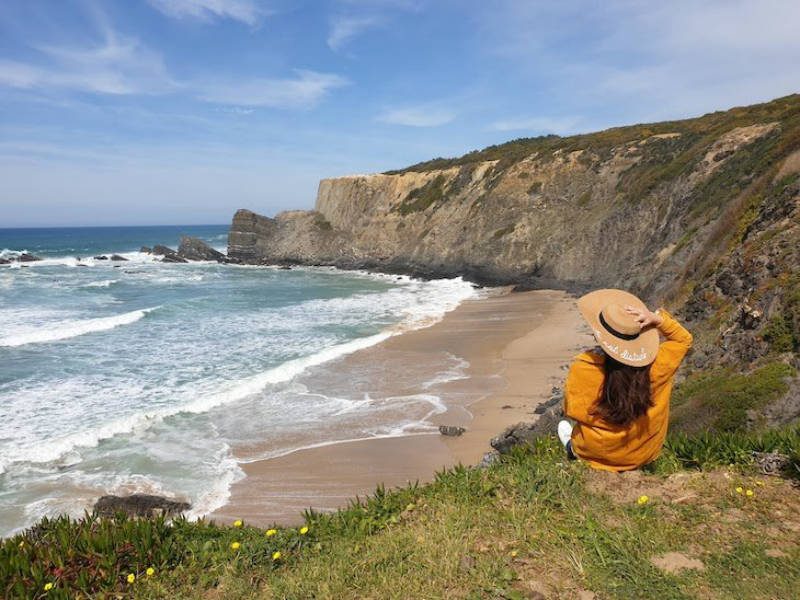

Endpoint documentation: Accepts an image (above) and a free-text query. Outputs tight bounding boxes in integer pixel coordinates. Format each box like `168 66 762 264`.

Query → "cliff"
229 94 800 430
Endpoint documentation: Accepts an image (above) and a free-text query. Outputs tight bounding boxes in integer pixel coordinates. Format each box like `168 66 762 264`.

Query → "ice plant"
146 567 155 577
299 526 309 535
266 528 277 537
230 541 241 550
233 519 243 528
637 495 649 505
127 573 135 584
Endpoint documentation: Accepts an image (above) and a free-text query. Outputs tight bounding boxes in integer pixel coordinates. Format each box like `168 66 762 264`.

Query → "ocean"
0 226 477 537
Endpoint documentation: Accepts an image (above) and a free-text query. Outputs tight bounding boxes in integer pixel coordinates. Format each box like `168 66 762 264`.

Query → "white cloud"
327 15 382 51
0 33 175 95
377 105 455 127
199 70 348 108
489 116 580 134
147 0 267 26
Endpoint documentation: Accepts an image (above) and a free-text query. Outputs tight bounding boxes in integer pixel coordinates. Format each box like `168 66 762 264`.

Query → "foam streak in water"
0 307 159 348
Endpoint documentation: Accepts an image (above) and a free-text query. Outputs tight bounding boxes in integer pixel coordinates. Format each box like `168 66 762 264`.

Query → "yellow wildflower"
746 489 754 497
735 486 744 494
637 495 649 505
510 550 518 558
299 526 309 535
44 582 54 591
272 551 282 560
265 528 277 537
18 541 24 549
230 541 241 550
756 480 765 487
233 519 243 528
127 573 135 584
146 567 155 577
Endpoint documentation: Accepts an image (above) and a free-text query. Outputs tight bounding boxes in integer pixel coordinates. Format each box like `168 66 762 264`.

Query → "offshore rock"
152 245 188 264
177 236 226 262
110 254 128 261
93 494 190 518
18 253 42 262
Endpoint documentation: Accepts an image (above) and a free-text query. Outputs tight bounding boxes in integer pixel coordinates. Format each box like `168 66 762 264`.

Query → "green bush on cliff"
671 362 796 433
395 175 447 215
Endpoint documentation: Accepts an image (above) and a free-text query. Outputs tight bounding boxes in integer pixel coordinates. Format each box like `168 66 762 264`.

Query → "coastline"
211 288 590 526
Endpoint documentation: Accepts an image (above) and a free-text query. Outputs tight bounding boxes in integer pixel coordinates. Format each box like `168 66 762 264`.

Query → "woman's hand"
624 305 663 329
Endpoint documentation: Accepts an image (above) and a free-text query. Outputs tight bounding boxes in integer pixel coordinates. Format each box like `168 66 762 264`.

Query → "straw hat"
576 289 659 367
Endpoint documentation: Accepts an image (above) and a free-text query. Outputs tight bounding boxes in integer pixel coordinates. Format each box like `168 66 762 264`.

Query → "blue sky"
1 0 799 227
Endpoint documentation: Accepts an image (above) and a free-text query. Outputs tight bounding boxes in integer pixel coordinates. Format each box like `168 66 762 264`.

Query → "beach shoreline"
211 288 590 526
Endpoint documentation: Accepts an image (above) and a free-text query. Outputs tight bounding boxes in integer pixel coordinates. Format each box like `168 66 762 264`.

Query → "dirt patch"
584 469 715 504
651 552 705 574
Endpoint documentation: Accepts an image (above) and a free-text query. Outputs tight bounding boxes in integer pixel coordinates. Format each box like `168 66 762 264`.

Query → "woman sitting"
558 289 693 472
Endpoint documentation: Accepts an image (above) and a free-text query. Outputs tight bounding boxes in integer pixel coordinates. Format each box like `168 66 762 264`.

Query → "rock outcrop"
177 236 225 262
151 245 188 263
93 494 190 518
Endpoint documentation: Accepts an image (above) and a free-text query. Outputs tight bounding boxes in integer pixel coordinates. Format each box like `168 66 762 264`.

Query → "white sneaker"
557 420 573 447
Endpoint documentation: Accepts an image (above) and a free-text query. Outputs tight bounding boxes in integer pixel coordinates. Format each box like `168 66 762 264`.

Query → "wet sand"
211 288 589 526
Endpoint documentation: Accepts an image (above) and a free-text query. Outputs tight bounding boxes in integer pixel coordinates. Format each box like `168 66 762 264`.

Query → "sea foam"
0 306 159 348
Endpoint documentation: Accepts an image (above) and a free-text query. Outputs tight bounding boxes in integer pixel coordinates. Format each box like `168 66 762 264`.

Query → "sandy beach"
212 288 590 526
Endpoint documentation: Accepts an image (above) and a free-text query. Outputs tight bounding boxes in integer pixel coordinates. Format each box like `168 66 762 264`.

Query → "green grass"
670 362 796 433
4 430 800 599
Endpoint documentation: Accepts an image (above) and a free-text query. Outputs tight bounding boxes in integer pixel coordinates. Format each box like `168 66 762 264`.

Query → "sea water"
0 226 477 536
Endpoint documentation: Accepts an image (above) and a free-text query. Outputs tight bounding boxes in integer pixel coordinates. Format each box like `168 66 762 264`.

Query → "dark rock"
140 246 152 254
93 255 109 260
279 265 292 270
478 451 501 468
752 452 792 476
0 258 9 265
18 253 42 262
438 425 466 437
152 245 188 264
491 408 563 454
110 254 128 261
94 493 190 518
177 236 225 262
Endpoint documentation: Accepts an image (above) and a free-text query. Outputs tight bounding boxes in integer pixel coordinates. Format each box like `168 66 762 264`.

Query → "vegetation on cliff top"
386 94 800 177
4 429 799 599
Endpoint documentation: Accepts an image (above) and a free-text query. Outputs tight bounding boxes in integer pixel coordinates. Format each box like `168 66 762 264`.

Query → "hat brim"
577 289 660 367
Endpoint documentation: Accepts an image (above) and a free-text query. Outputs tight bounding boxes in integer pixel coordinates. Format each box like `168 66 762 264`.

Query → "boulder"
177 236 225 262
140 246 152 254
94 493 190 518
0 258 9 265
151 245 188 264
93 255 109 260
438 425 466 436
110 254 128 261
491 408 563 454
18 253 42 262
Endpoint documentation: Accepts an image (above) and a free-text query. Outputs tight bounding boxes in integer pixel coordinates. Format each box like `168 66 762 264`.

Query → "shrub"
671 362 796 433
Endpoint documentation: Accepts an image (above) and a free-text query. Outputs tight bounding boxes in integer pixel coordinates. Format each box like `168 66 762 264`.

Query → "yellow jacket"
564 309 693 471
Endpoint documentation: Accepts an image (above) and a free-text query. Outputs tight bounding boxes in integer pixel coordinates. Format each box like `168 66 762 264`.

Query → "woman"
557 289 693 472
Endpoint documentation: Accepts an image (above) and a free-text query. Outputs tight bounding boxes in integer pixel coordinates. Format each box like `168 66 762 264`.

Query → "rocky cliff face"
229 95 800 429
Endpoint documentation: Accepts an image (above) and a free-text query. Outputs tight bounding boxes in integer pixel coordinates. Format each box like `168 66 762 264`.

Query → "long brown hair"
592 354 653 426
